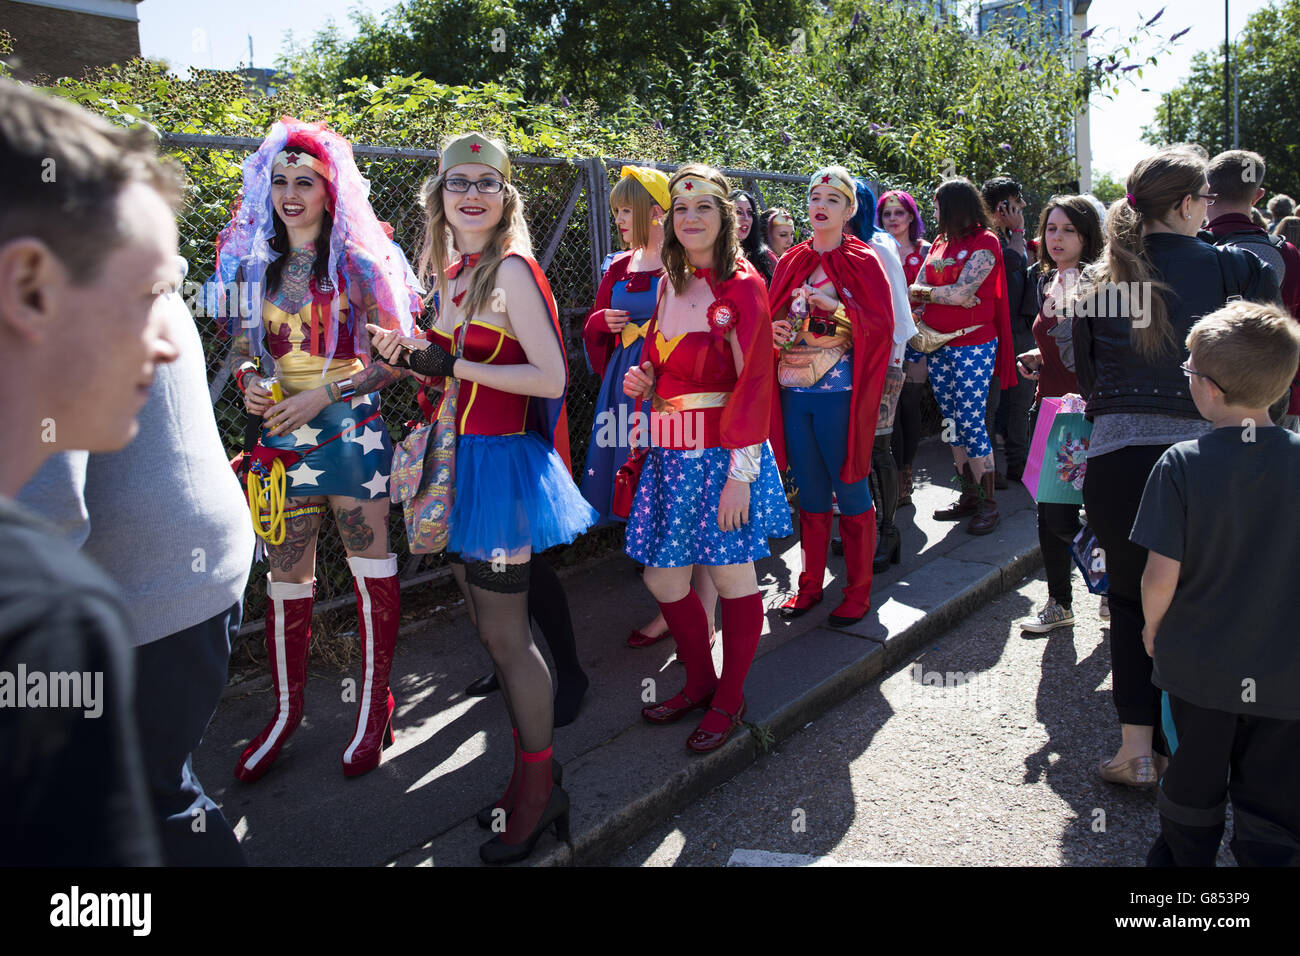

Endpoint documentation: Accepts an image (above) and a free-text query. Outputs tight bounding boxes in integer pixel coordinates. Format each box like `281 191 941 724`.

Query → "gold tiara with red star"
881 195 905 212
670 175 728 202
770 210 794 228
809 167 855 205
273 149 332 181
439 132 511 181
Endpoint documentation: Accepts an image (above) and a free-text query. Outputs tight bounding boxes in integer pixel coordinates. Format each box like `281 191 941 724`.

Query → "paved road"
611 571 1231 867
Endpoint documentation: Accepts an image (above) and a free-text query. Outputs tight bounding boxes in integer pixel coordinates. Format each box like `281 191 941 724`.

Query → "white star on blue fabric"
362 470 389 497
351 392 374 410
288 461 324 486
290 423 322 447
354 427 386 456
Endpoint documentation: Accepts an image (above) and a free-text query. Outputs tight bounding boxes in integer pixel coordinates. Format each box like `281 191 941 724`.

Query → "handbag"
610 444 649 520
908 320 985 354
1070 523 1109 595
777 342 849 388
389 311 472 554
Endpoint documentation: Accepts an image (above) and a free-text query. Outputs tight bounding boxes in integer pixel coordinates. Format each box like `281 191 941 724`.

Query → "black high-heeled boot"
872 435 902 573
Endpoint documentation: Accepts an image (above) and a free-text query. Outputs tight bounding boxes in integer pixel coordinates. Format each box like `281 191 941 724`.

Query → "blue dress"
579 264 661 524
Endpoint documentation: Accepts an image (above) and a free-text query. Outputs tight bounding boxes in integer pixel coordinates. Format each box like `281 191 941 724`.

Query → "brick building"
1 0 143 81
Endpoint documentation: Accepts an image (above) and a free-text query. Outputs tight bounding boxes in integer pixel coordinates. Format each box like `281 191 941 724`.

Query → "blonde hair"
1187 301 1300 408
662 164 740 295
610 175 659 251
415 165 532 321
1086 147 1206 361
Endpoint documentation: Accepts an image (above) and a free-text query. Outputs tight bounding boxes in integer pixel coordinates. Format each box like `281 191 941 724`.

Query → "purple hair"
876 189 926 244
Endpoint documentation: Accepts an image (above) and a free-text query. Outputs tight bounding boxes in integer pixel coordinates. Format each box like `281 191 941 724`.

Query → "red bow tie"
446 253 481 279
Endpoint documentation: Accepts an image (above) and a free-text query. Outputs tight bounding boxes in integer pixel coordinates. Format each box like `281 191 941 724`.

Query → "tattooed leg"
265 496 325 583
328 495 391 560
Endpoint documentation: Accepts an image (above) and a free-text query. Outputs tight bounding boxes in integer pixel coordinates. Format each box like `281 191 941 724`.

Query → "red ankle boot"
235 576 313 782
341 553 400 777
829 509 876 627
781 510 832 618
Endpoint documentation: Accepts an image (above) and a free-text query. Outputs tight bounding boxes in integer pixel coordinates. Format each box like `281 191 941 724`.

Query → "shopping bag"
1070 523 1109 595
1023 395 1091 504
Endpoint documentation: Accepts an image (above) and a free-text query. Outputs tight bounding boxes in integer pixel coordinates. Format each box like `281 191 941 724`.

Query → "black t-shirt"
0 497 159 865
1130 427 1300 719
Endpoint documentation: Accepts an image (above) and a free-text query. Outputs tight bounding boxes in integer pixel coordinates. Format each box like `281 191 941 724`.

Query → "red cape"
584 251 633 379
768 235 894 484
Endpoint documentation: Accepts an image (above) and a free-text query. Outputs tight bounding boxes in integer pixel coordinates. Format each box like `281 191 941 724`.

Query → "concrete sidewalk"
193 438 1043 866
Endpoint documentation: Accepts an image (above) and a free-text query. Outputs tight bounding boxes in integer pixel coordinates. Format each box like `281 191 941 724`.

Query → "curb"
523 530 1044 867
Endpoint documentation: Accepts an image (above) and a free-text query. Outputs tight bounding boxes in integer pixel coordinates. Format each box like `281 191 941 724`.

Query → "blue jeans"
134 602 246 866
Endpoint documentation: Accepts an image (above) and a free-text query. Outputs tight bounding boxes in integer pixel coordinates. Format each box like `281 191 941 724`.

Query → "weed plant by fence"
167 133 940 640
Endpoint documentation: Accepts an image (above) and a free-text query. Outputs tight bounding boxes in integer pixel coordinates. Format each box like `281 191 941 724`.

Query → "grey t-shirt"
1130 426 1300 719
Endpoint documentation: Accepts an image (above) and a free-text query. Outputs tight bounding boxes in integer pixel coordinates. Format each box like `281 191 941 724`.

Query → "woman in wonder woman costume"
214 117 422 781
622 163 791 753
369 133 595 864
581 165 718 649
769 166 896 627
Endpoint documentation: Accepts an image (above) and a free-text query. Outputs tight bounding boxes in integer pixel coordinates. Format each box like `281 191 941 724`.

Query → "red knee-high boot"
830 509 877 627
688 592 763 752
641 590 717 724
235 576 313 782
781 510 832 617
342 553 400 777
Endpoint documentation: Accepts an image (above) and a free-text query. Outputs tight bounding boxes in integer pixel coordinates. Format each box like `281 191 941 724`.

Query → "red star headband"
670 175 728 203
881 195 905 212
809 167 855 205
770 211 795 229
273 149 332 182
439 132 511 181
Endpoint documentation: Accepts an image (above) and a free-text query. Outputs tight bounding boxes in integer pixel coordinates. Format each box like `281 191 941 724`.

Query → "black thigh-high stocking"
465 560 553 755
872 433 899 529
892 381 925 467
528 556 589 727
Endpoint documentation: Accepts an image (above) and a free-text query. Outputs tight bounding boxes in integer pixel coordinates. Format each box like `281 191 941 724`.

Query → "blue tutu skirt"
579 337 650 525
625 443 793 567
448 432 598 561
260 393 392 499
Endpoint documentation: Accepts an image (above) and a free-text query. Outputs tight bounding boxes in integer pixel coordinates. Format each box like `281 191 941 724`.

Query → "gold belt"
651 391 730 414
621 321 650 349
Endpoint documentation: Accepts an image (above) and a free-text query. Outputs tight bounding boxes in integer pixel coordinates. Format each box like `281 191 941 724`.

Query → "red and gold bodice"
263 291 363 395
428 320 529 436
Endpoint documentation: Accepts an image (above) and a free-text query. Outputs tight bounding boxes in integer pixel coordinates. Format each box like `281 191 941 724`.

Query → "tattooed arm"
910 249 995 309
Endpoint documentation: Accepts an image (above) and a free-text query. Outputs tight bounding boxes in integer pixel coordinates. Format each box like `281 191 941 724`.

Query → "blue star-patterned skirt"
449 432 598 562
260 393 393 499
624 443 793 568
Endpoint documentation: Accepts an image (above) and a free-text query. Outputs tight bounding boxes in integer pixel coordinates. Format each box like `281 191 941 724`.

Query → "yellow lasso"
247 458 287 546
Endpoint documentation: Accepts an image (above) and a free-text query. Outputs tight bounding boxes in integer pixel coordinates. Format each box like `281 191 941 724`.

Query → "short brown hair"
662 164 740 294
1267 193 1294 221
934 177 990 241
1187 301 1300 408
0 80 183 284
1207 150 1266 205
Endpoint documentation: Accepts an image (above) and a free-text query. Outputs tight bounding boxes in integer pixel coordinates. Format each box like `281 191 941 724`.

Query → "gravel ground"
610 571 1235 867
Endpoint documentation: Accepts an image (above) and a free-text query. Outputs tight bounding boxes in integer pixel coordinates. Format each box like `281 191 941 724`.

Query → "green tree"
1143 0 1300 198
1091 170 1126 206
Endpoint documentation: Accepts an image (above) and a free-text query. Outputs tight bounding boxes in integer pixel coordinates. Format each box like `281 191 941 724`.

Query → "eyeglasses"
445 177 505 194
1198 192 1218 205
1180 362 1224 391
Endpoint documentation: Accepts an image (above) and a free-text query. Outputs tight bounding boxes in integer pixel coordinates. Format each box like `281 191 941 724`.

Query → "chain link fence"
167 134 940 638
